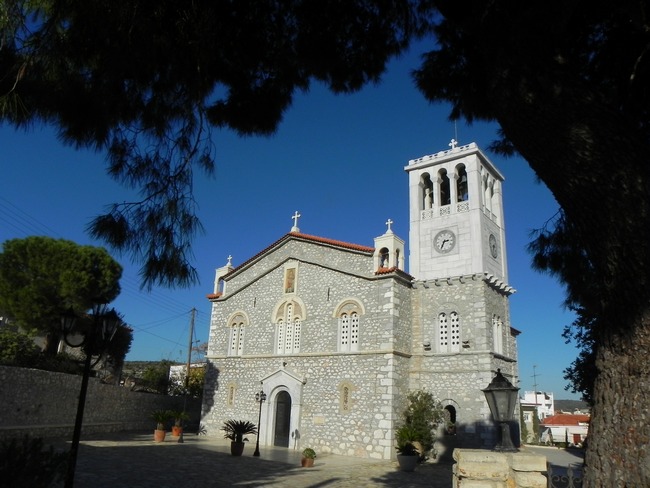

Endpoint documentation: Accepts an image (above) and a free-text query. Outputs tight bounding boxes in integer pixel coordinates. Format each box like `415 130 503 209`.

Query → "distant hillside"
555 399 590 413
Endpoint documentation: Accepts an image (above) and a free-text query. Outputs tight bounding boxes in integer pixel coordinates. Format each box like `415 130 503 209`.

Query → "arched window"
438 311 461 352
227 312 248 356
339 381 355 414
493 315 504 354
275 301 302 354
335 300 363 352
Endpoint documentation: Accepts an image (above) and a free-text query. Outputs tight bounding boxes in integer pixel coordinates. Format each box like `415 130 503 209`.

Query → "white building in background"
520 390 555 419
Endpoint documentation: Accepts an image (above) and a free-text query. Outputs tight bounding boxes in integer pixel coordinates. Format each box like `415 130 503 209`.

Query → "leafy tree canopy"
0 236 122 353
1 0 426 289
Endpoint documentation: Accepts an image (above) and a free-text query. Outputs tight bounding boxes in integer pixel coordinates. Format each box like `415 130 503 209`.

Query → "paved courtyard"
50 432 454 488
48 432 585 487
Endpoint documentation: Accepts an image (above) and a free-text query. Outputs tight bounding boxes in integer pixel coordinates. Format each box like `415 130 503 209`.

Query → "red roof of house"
541 414 590 426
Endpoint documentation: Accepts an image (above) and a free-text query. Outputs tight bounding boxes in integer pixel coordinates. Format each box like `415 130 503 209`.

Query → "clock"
434 230 456 254
488 234 498 258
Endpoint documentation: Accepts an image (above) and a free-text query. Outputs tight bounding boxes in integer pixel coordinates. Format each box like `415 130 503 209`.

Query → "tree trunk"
584 310 650 487
478 32 650 488
492 88 650 487
420 3 650 484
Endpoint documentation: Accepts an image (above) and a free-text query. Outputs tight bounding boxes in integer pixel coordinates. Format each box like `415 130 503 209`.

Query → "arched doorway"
273 391 292 447
444 405 457 435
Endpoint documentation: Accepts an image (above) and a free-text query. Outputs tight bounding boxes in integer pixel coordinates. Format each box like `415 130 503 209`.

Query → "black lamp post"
61 304 120 488
482 368 519 452
253 390 267 457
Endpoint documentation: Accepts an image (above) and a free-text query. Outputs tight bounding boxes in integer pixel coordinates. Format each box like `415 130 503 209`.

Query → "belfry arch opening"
439 169 451 206
456 164 468 202
421 173 434 210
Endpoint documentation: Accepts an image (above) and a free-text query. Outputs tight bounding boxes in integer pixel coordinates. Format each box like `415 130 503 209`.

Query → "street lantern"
61 304 120 488
482 369 519 452
253 390 267 457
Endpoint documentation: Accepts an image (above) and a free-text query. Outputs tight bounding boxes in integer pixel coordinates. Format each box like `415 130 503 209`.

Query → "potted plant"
395 425 420 472
169 410 190 436
301 447 316 467
222 419 257 456
394 390 445 470
151 409 171 442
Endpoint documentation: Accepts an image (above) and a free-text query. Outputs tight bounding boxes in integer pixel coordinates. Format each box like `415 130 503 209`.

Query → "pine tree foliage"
1 1 426 288
415 2 650 485
0 236 123 354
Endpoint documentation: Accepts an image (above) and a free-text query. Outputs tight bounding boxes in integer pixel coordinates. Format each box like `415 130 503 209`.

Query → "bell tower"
405 141 508 282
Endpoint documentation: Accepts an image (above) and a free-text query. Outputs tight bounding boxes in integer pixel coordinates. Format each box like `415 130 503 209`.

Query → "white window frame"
438 311 461 353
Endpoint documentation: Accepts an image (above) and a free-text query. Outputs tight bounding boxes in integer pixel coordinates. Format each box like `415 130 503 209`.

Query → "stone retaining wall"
0 365 202 441
453 448 548 487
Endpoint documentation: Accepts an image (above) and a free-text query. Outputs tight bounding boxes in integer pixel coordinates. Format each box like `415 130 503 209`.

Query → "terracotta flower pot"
301 457 315 467
154 429 166 442
172 426 183 436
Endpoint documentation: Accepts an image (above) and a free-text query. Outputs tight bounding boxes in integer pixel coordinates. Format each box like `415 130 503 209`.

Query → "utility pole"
532 365 541 415
178 308 196 444
185 308 196 390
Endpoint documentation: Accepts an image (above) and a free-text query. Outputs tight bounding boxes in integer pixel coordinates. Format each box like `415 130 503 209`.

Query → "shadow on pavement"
48 432 454 488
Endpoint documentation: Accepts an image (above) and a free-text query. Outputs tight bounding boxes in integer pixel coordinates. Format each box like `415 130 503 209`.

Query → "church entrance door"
273 391 292 447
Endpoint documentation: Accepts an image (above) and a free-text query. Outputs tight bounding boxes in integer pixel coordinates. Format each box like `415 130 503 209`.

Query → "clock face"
434 230 456 254
489 234 498 258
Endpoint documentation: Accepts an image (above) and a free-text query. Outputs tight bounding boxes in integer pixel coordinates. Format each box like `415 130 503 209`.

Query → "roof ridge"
289 232 375 252
223 232 375 278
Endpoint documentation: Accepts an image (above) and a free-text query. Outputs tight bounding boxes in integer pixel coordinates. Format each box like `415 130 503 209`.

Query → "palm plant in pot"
151 409 172 442
222 419 257 456
169 410 190 436
395 424 420 472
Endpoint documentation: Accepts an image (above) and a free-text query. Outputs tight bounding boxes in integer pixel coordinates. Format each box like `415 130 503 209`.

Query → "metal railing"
548 463 583 488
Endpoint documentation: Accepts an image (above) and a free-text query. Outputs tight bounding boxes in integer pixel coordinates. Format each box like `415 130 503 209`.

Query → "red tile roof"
288 232 375 252
224 232 375 277
541 414 590 426
376 266 398 275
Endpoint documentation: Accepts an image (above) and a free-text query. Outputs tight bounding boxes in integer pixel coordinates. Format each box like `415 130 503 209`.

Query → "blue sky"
0 42 579 399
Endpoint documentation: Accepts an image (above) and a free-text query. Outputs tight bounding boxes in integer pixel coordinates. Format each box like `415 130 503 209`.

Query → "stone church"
202 141 519 460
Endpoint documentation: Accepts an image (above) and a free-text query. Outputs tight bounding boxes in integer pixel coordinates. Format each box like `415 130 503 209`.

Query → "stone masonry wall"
202 353 411 460
408 277 517 450
0 365 201 441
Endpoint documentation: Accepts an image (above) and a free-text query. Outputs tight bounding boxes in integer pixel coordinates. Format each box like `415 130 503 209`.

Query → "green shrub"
396 390 445 462
0 328 40 366
0 436 68 487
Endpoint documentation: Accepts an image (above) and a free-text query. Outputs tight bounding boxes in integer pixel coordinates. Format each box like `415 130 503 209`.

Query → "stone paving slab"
49 432 454 488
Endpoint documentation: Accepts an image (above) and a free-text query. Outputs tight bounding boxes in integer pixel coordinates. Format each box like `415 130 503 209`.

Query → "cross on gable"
291 211 301 232
385 218 393 232
449 138 458 150
227 255 233 266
